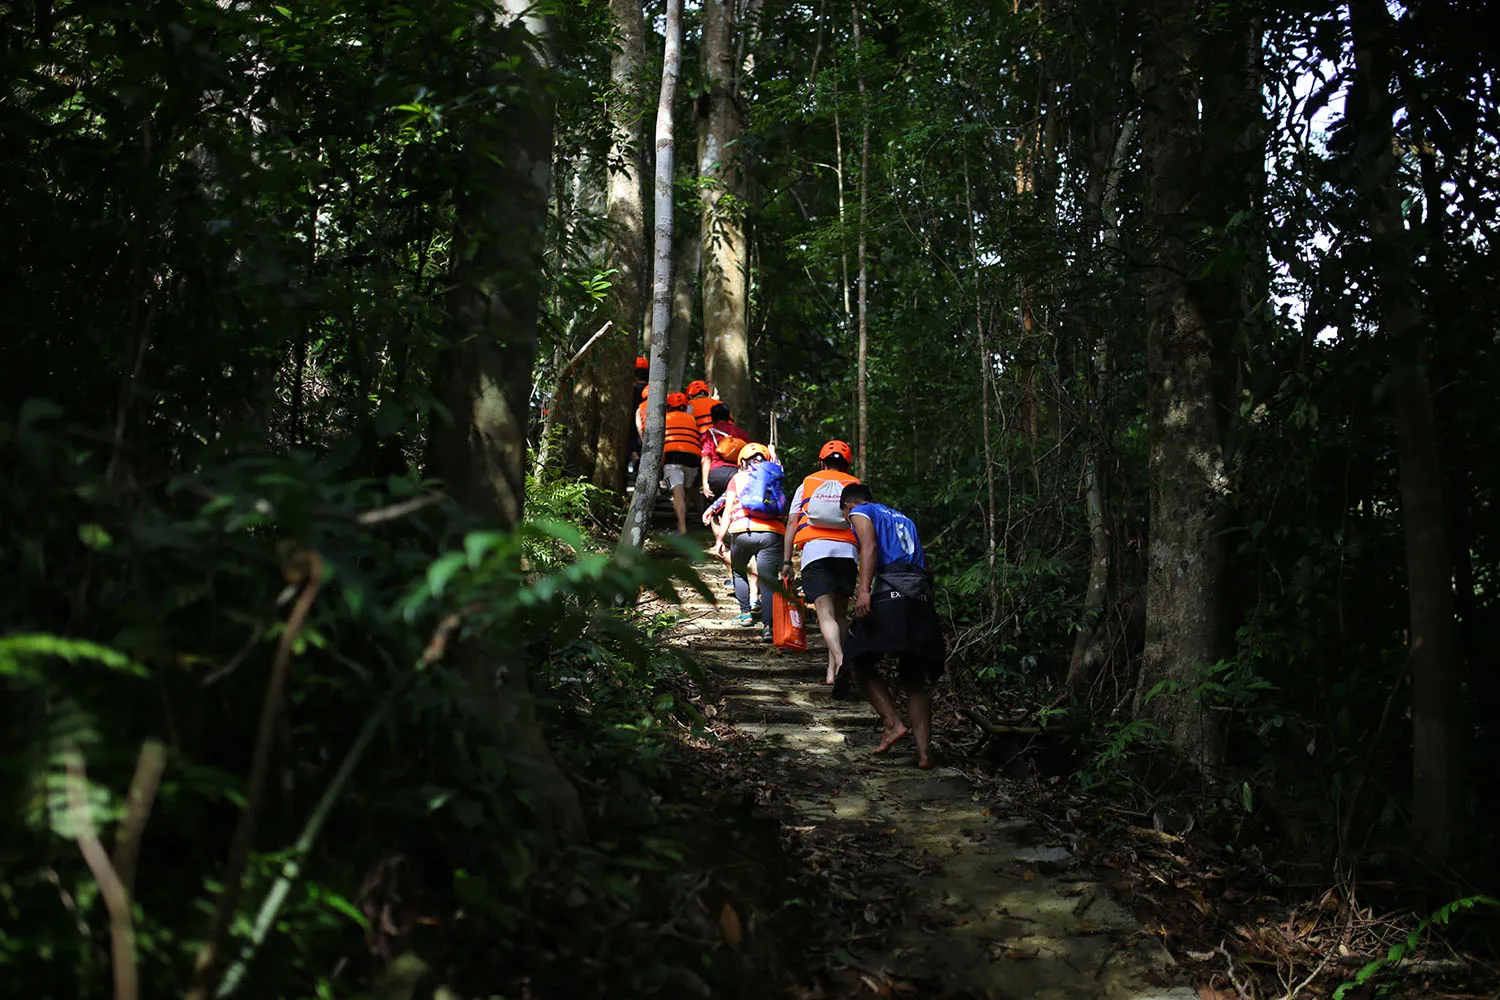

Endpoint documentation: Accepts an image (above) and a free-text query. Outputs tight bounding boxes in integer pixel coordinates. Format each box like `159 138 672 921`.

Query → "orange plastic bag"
772 591 808 651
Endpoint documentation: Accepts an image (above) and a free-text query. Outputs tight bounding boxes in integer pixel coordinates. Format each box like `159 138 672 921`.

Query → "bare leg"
860 673 908 753
671 484 688 534
813 593 845 684
907 687 934 768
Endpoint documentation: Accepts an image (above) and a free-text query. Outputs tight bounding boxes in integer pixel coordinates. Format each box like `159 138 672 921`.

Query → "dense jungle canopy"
2 0 1499 996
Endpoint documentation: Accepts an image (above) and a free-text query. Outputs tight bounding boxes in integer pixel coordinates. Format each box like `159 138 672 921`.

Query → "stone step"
724 695 873 727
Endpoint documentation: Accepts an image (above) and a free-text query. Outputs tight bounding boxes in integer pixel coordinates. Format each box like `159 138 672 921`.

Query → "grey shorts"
664 460 699 490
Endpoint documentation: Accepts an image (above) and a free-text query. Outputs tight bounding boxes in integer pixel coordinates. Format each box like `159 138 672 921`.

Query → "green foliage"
1332 896 1499 999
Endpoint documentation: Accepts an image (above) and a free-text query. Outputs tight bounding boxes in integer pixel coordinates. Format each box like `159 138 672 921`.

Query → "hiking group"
630 358 944 767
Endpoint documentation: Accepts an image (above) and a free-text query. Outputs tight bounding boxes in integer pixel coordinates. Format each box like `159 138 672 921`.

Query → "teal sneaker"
760 625 774 644
733 611 755 626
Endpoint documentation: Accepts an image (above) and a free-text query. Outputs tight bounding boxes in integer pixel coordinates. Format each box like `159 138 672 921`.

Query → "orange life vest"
688 395 719 431
635 399 649 436
726 468 786 536
664 410 702 457
791 470 860 548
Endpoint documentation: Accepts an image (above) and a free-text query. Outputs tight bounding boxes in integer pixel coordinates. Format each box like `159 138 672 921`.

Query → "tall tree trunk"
1349 0 1460 865
551 0 647 494
592 0 649 492
699 0 753 427
1131 0 1225 768
1069 116 1134 690
423 3 584 842
962 158 999 620
617 0 682 551
668 224 700 389
852 2 870 478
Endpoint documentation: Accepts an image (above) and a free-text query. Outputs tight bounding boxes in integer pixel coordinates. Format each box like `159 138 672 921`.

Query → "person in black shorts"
781 440 861 684
837 483 944 769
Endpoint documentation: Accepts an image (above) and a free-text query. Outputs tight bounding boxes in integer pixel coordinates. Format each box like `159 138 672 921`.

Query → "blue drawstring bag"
740 461 787 518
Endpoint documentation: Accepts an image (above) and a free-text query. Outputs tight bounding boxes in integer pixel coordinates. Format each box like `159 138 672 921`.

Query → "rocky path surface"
669 558 1196 1000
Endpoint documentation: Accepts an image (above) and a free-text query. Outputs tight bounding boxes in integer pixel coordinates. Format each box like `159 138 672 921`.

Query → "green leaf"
425 552 466 598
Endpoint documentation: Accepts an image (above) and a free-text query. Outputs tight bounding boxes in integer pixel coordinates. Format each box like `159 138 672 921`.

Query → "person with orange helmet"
685 379 720 432
662 391 703 534
781 440 861 684
702 443 786 641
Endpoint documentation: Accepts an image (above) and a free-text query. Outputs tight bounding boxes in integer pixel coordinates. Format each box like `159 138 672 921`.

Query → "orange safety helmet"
687 379 710 397
738 442 771 464
635 356 649 371
666 391 689 408
818 439 853 462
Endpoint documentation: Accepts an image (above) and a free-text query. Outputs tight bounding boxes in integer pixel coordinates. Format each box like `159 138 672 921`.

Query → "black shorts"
800 557 856 601
707 464 736 496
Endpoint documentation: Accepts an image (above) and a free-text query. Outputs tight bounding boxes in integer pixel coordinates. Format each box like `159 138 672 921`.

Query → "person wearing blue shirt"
838 483 944 768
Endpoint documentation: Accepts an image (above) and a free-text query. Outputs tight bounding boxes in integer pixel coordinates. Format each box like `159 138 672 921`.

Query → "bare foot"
873 724 909 754
915 751 934 770
825 670 836 685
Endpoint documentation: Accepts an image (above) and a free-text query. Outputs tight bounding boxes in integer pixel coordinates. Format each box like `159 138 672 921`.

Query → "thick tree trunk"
1131 0 1226 768
617 0 682 551
592 0 649 492
668 224 700 390
699 0 753 428
424 4 584 841
1349 0 1460 865
550 0 647 494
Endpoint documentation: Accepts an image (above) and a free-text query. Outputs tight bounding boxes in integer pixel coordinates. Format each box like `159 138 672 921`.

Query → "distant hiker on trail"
781 440 861 685
629 385 651 475
632 355 649 405
663 391 703 535
628 357 649 475
703 443 786 643
837 483 944 769
685 379 720 432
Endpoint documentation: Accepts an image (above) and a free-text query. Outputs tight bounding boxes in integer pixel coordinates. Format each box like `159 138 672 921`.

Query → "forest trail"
668 551 1196 1000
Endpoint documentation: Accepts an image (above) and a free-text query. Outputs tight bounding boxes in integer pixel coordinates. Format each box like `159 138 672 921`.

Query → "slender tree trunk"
1131 0 1225 768
617 0 682 552
852 2 870 479
1069 116 1134 689
699 0 753 426
1349 0 1460 864
962 158 998 620
423 3 584 842
833 104 855 430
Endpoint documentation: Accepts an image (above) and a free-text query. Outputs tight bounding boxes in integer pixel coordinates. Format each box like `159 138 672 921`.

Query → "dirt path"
672 564 1196 999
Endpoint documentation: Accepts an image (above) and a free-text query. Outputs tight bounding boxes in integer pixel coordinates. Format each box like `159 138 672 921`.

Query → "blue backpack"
740 461 787 518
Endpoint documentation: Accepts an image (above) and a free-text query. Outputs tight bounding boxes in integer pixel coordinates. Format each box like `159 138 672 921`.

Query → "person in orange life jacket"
698 402 750 591
627 357 649 474
685 379 720 432
780 440 860 685
633 356 649 404
702 443 784 642
662 391 702 535
839 483 944 769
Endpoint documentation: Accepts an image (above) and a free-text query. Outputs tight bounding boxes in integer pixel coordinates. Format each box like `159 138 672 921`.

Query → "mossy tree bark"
1131 0 1227 769
699 0 754 428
